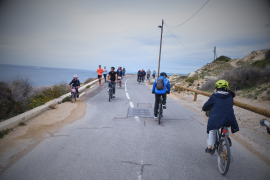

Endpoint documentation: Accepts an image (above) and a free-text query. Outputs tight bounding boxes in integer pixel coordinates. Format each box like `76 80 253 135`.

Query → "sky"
0 0 270 74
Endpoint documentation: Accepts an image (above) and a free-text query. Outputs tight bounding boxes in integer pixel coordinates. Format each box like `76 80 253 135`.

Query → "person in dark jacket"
137 70 142 82
202 80 239 153
141 69 146 82
69 74 80 98
117 67 123 87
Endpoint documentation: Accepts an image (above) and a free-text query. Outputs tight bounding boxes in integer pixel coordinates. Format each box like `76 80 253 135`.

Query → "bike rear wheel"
217 137 231 175
109 89 111 102
158 103 162 125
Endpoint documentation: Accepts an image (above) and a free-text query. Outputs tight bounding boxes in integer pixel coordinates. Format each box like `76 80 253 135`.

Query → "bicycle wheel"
158 103 162 125
75 93 77 101
71 93 74 103
217 138 231 175
109 89 111 102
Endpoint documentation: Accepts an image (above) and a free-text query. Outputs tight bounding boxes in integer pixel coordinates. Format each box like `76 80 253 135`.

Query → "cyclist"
117 66 123 87
202 80 239 153
147 69 151 80
152 72 170 118
96 65 103 85
103 66 108 83
107 67 118 98
141 69 146 82
152 70 156 78
123 67 126 76
137 70 142 82
69 74 80 98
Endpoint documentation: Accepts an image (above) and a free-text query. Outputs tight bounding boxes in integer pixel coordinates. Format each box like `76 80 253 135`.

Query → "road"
0 75 269 180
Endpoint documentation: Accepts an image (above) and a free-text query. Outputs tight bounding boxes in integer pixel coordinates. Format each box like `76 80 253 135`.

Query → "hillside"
163 49 270 101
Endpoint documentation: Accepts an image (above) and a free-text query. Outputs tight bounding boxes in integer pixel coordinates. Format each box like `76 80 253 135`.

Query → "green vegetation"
213 55 231 63
62 96 71 102
19 122 27 126
185 76 198 83
0 128 13 139
27 85 69 109
252 58 270 68
86 85 91 88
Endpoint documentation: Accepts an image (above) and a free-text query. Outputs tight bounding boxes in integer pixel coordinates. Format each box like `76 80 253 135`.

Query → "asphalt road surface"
1 76 269 180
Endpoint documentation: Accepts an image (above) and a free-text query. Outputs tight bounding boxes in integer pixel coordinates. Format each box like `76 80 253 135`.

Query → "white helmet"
73 74 78 78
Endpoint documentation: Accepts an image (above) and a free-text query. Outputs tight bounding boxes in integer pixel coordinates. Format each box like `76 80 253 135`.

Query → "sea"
0 64 97 87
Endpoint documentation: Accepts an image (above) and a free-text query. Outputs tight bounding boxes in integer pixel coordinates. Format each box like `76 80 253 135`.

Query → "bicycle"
205 110 231 175
157 96 163 125
108 82 113 102
118 77 122 88
138 77 141 84
70 86 78 103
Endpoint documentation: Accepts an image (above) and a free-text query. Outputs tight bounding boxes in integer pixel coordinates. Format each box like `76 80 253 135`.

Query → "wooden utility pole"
158 19 164 78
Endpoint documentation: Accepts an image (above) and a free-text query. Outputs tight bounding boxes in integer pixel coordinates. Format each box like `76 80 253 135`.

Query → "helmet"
215 80 229 89
160 72 167 77
73 74 78 78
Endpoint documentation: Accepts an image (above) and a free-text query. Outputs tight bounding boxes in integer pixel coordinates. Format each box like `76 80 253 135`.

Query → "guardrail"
175 85 270 118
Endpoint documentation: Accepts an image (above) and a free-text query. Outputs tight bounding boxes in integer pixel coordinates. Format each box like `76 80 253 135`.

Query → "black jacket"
69 79 80 87
202 90 239 134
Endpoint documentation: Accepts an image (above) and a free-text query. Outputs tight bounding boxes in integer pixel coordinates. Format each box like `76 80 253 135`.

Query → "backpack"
156 77 165 90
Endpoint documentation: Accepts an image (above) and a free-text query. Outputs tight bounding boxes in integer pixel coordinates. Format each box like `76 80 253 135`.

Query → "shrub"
86 85 91 88
62 96 71 102
200 66 270 91
252 57 270 68
185 76 198 83
84 78 95 84
0 128 12 139
213 55 231 63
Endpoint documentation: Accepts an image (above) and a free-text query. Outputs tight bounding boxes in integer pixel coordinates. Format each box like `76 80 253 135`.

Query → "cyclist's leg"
207 130 217 149
76 88 79 97
154 94 160 116
104 74 107 82
112 82 116 95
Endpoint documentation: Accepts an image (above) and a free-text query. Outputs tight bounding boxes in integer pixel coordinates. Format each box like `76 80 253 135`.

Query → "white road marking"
80 92 85 97
90 85 96 89
126 93 130 99
125 87 127 91
130 102 134 108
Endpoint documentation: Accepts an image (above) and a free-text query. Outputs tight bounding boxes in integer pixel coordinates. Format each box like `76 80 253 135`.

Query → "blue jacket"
202 91 239 134
152 76 171 94
69 79 80 87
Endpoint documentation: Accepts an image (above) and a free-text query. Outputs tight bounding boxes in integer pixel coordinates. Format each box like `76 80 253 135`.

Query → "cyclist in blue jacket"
152 72 171 118
202 80 239 153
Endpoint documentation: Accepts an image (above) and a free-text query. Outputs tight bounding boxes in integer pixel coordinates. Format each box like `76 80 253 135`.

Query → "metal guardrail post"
175 85 270 118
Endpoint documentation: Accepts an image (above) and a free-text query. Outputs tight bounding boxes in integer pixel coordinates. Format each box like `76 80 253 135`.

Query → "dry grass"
84 78 96 84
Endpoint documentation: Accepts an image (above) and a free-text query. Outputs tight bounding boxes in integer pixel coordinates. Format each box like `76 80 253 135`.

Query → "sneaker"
205 147 213 153
107 89 109 92
154 114 157 118
77 94 79 98
162 104 167 109
99 83 101 85
227 138 232 146
113 94 115 98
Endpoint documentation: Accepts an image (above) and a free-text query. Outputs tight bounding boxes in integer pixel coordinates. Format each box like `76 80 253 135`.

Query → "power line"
164 23 192 52
166 0 209 28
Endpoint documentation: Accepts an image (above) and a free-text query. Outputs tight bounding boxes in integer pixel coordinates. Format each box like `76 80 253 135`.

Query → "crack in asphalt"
121 161 152 176
46 132 70 137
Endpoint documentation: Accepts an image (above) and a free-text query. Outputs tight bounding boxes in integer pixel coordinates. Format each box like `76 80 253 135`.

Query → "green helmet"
215 80 229 89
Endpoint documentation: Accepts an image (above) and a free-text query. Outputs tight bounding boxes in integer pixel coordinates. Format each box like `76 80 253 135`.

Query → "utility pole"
213 46 217 60
158 19 164 78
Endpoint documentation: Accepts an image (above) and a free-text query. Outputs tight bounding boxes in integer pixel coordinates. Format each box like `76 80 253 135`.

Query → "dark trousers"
108 82 116 94
154 93 166 116
103 74 107 82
